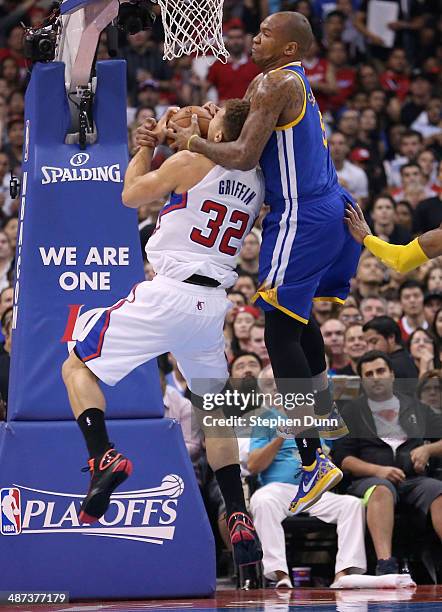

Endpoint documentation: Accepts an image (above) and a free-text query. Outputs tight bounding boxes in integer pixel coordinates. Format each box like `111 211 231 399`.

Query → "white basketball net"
157 0 229 63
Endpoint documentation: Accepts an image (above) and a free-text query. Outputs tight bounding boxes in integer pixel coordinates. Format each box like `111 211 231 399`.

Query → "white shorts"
74 274 231 392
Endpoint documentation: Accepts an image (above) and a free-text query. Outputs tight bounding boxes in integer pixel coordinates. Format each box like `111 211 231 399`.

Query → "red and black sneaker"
78 447 133 524
227 511 263 567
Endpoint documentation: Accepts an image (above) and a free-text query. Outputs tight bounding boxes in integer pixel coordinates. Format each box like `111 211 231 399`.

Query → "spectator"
302 38 337 114
400 70 433 127
236 229 260 281
356 63 379 95
312 301 334 326
417 370 442 415
379 48 409 102
395 200 414 234
369 195 411 245
321 318 348 371
0 229 12 292
398 280 427 341
122 30 172 104
333 350 442 575
416 148 438 192
424 291 442 327
326 41 356 113
0 26 26 68
384 130 423 188
229 351 262 390
232 273 257 303
354 107 384 162
206 26 259 103
0 151 12 216
329 132 368 204
392 163 437 209
248 321 270 367
0 305 11 405
360 296 388 323
4 215 19 252
248 368 366 588
2 116 23 174
411 98 442 144
231 306 259 354
386 298 403 322
158 361 202 461
431 308 442 349
225 289 247 325
413 160 442 234
408 328 441 379
7 89 24 118
338 304 363 328
337 109 360 149
335 323 367 376
363 316 418 378
425 266 442 293
355 254 385 300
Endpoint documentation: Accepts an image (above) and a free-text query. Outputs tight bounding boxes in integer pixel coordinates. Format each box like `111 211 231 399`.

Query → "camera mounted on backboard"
23 2 61 63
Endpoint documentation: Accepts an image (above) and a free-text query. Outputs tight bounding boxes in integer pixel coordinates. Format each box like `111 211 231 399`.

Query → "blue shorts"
253 188 361 323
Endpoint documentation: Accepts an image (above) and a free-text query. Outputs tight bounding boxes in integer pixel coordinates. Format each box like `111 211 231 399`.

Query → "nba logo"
0 488 21 535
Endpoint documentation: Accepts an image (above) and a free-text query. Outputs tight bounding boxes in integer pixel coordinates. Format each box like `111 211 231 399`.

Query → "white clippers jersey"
146 165 264 288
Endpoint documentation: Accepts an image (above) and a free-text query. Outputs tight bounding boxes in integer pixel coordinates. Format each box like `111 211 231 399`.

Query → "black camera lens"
38 38 54 54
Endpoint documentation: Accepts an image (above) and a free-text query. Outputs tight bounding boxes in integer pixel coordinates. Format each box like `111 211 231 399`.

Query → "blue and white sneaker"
288 450 343 515
317 403 349 441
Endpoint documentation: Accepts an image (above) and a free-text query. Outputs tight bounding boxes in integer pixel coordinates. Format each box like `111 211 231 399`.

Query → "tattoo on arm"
191 71 302 170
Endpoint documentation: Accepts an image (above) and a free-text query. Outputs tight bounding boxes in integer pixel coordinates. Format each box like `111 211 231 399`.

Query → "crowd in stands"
0 0 441 585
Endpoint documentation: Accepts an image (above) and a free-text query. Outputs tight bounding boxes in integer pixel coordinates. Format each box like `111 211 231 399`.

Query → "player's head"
207 99 251 143
252 12 313 68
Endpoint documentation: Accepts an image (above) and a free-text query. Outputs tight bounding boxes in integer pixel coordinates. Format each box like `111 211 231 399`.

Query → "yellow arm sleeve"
363 236 429 274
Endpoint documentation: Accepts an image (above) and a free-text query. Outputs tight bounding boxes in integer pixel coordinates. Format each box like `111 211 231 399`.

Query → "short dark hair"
326 10 345 21
399 279 424 300
400 162 421 176
372 193 396 209
401 129 423 142
229 351 263 373
227 289 247 302
223 99 251 143
356 350 393 377
363 316 402 344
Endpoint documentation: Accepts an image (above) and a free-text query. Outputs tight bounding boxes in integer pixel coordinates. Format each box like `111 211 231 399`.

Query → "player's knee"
61 351 85 385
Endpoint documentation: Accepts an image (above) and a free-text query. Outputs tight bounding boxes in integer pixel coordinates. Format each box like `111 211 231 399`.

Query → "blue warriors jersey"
254 62 361 323
260 62 338 206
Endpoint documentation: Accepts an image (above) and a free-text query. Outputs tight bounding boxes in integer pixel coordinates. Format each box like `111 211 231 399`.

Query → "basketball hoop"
157 0 229 63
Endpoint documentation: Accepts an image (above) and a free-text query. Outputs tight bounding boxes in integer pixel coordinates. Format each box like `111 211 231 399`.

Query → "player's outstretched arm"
122 151 193 209
417 225 442 260
170 71 299 170
345 203 432 274
123 108 179 209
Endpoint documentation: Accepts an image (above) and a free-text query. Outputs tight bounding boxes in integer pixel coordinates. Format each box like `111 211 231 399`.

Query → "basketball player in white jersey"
62 100 264 568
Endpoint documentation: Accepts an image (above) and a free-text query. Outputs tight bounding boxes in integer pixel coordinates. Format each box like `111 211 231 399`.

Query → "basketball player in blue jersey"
169 12 361 515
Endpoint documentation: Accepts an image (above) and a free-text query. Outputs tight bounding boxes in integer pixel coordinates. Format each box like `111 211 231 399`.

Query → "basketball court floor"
3 586 442 611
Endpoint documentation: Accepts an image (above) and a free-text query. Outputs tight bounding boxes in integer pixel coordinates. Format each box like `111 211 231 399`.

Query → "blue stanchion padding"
9 61 163 421
61 0 97 14
0 419 216 598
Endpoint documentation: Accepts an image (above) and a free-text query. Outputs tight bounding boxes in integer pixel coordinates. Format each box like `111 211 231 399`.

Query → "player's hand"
136 118 159 149
345 202 372 244
375 465 406 483
203 101 221 117
155 106 180 143
136 108 179 148
167 114 201 152
410 445 431 474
